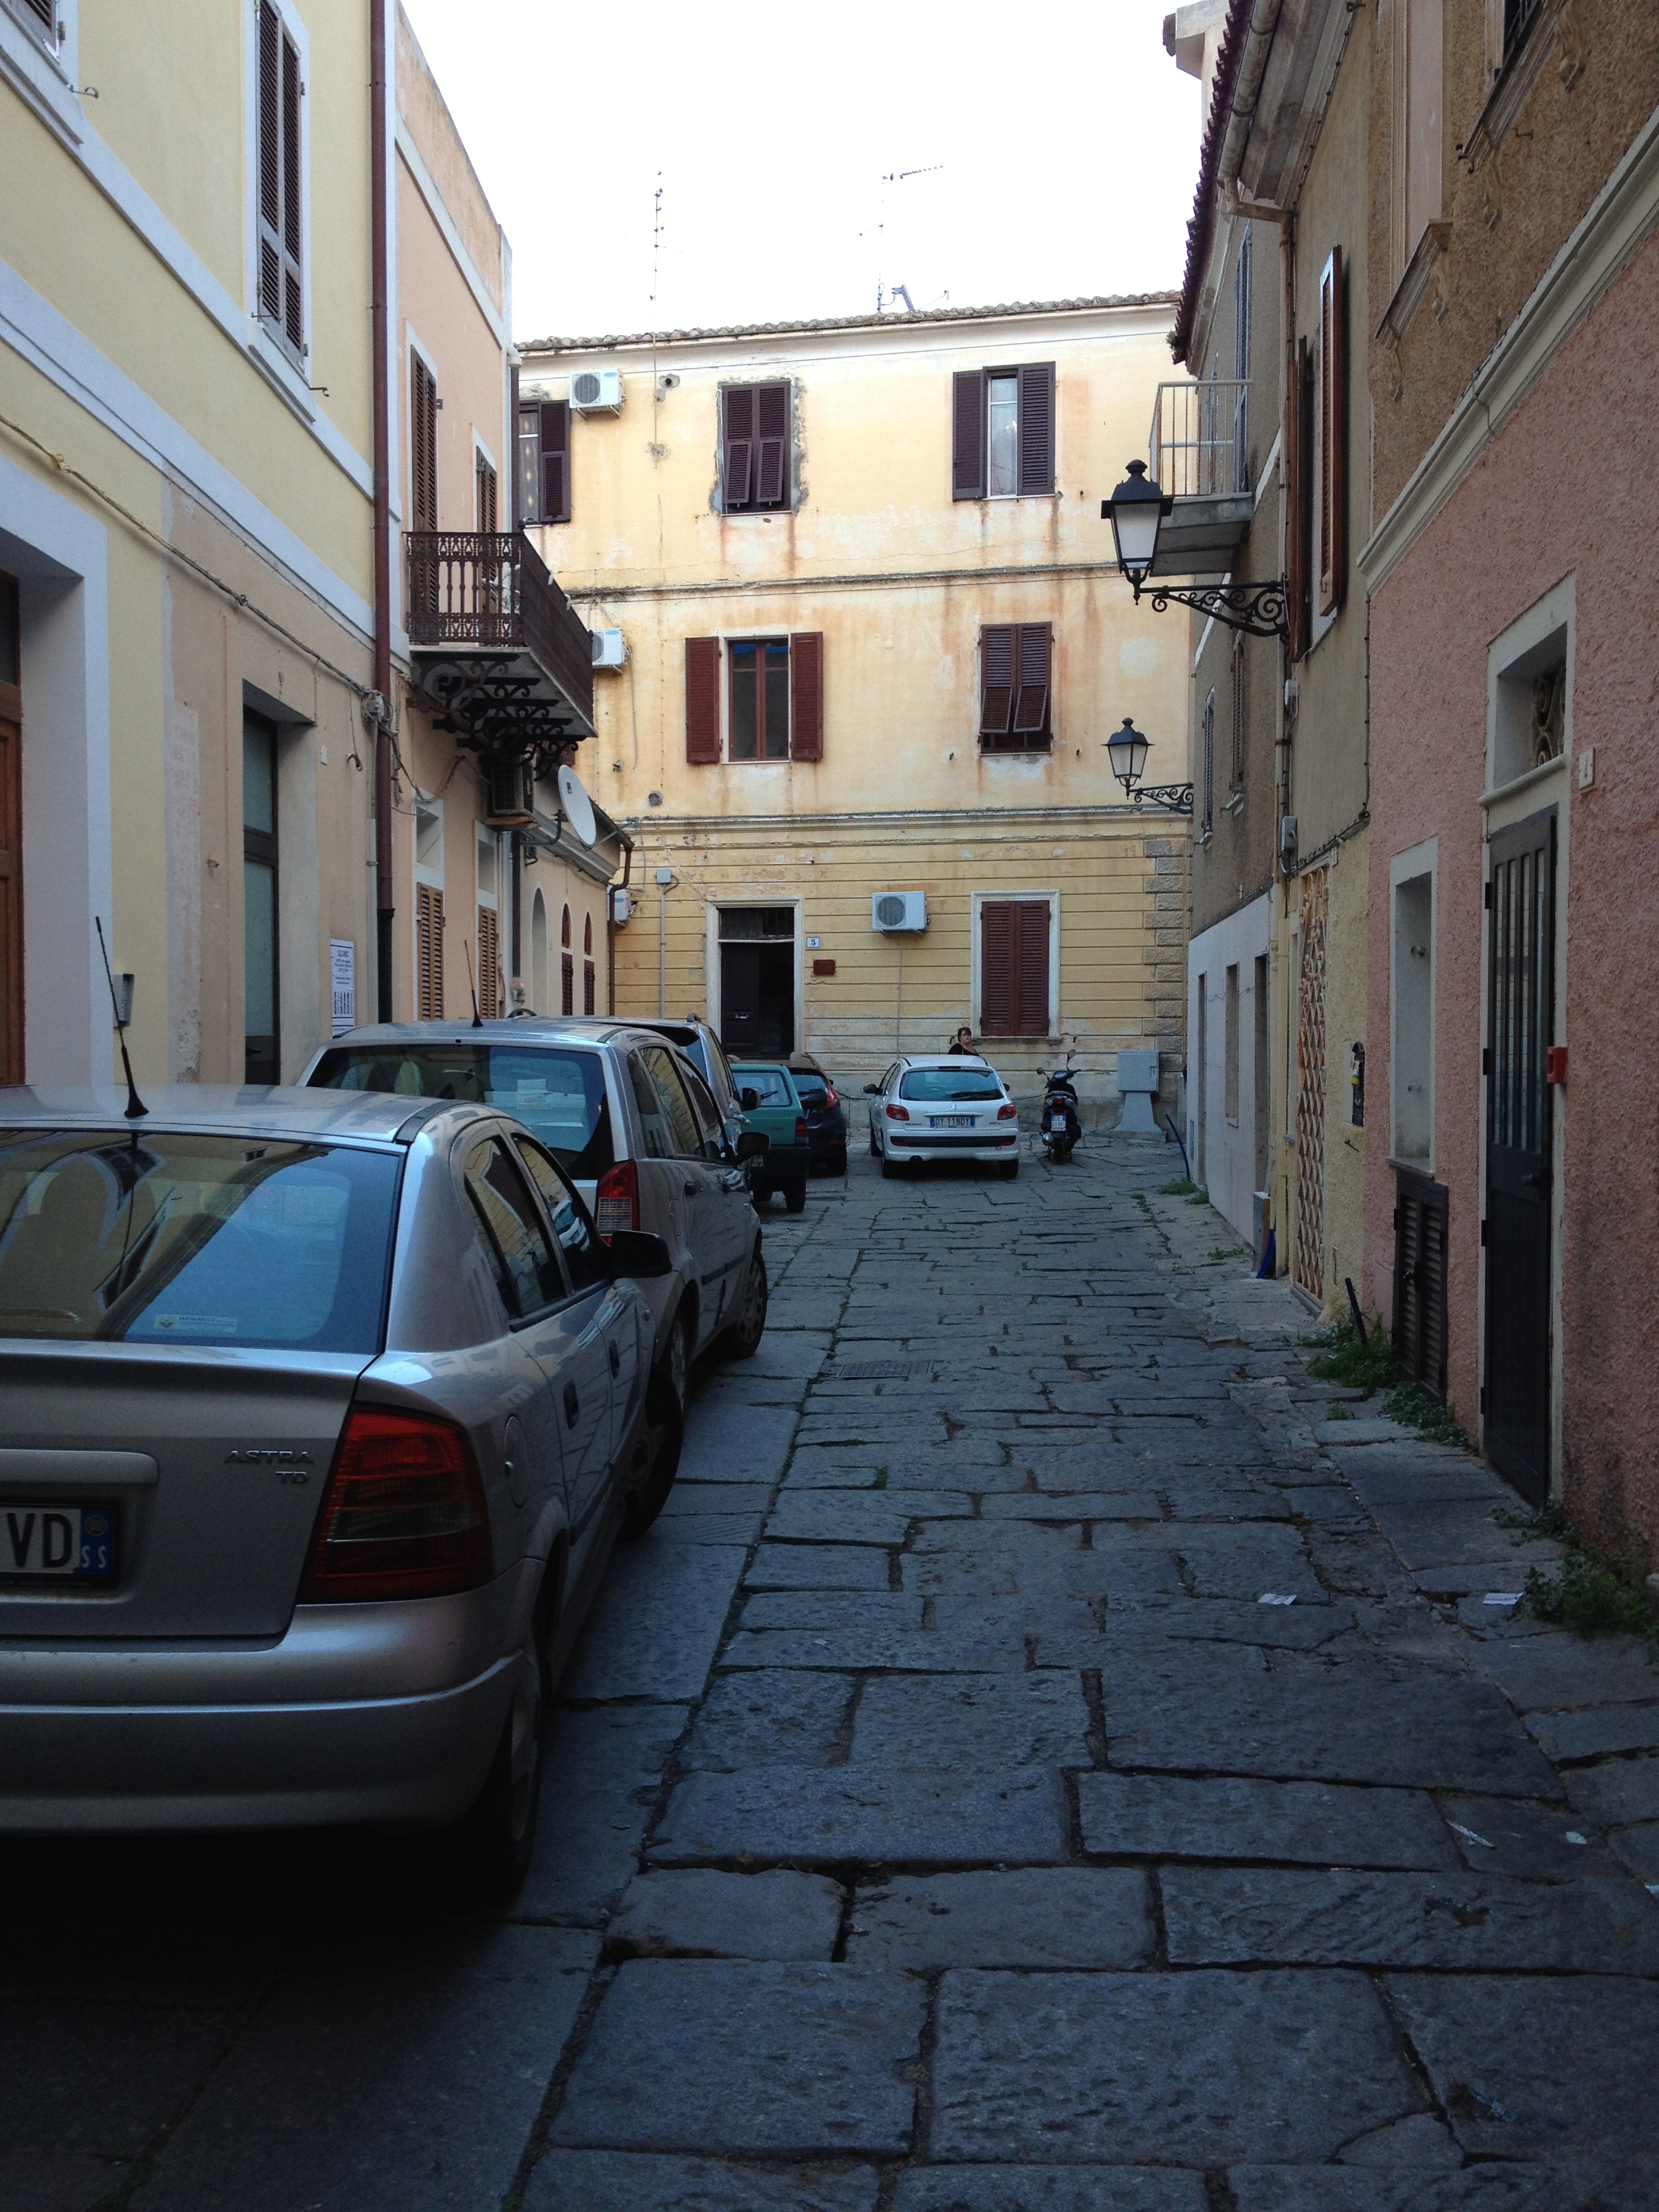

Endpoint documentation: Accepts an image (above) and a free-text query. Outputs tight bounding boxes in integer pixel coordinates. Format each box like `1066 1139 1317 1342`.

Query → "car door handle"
562 1381 580 1429
608 1340 621 1378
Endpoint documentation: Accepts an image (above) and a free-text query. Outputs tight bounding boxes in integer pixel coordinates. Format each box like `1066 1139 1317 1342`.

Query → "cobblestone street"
7 1143 1659 2211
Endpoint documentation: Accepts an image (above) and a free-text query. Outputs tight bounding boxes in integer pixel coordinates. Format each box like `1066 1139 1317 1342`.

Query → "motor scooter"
1038 1053 1082 1163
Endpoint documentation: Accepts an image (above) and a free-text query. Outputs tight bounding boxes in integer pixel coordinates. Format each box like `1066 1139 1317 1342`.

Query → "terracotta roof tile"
519 293 1179 356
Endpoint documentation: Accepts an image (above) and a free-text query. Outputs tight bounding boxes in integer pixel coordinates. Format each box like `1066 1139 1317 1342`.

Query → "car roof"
615 1015 709 1040
323 1019 672 1051
787 1054 824 1071
0 1084 487 1146
895 1054 995 1070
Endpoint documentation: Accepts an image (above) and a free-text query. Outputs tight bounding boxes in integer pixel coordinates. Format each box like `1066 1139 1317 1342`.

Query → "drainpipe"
607 828 632 1017
370 0 394 1020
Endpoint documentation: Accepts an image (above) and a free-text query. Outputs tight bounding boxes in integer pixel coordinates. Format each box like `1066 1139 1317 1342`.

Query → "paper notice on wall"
329 940 356 1036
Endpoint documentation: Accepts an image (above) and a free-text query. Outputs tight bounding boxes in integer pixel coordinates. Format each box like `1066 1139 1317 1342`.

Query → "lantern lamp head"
1103 459 1172 585
1106 717 1152 794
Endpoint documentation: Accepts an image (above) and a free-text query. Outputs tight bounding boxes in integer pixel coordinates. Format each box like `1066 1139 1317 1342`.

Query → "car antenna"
95 916 147 1120
463 941 484 1029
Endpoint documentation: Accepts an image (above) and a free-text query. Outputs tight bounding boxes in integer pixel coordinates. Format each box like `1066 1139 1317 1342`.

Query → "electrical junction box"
591 628 628 670
610 888 633 925
1115 1049 1161 1134
569 369 623 413
872 892 927 933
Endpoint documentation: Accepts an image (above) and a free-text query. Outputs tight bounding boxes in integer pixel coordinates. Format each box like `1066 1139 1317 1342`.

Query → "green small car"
731 1061 811 1214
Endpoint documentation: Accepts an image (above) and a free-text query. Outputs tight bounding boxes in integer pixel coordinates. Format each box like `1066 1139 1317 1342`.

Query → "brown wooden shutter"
1286 339 1312 663
416 884 444 1020
981 900 1050 1036
756 382 790 506
281 28 303 351
583 958 596 1015
1393 1170 1448 1399
722 386 755 510
1017 363 1056 495
410 353 438 531
475 453 498 534
686 638 722 763
477 907 501 1019
1317 248 1346 617
979 625 1015 737
790 632 823 761
561 947 575 1015
540 401 570 523
952 371 985 499
1011 623 1051 736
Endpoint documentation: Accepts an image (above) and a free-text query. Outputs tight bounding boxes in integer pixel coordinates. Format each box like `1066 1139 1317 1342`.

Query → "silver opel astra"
0 1085 676 1893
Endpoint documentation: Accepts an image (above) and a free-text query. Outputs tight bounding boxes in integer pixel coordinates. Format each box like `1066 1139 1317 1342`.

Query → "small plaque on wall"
812 958 836 977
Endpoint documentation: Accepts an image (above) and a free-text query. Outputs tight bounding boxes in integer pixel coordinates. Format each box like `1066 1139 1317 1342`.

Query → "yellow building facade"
518 300 1190 1111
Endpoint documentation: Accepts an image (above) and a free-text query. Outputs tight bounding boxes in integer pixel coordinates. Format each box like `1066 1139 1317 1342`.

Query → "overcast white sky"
399 0 1204 343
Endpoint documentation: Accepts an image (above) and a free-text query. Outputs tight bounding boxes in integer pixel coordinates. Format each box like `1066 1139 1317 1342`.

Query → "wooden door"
1484 809 1555 1502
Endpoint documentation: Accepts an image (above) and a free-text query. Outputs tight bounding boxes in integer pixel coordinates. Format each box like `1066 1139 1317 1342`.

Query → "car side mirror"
740 1088 760 1111
606 1229 673 1279
735 1130 769 1162
861 1084 879 1094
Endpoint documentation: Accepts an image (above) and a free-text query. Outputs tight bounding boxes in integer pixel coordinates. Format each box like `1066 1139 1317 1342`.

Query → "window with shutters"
10 0 58 49
1394 1169 1448 1400
583 914 595 1014
951 365 1055 501
518 400 571 524
409 351 438 533
416 884 445 1020
474 449 498 534
1316 247 1347 621
720 383 792 512
684 634 824 764
475 827 501 1020
1200 690 1214 839
255 0 306 367
979 624 1051 753
1229 632 1247 791
560 903 573 1016
978 898 1053 1038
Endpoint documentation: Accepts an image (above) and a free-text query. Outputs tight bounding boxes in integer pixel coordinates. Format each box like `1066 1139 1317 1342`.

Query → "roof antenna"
95 916 147 1120
464 939 484 1028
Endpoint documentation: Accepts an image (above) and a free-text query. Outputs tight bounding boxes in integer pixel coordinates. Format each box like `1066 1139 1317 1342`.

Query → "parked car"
302 1021 771 1401
788 1054 848 1175
863 1055 1020 1179
609 1016 747 1156
0 1083 678 1893
730 1062 811 1213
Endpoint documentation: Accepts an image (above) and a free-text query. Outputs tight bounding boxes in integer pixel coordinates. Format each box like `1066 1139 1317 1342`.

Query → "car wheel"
445 1631 544 1900
718 1246 769 1359
999 1160 1020 1180
880 1157 901 1179
868 1125 880 1158
619 1361 684 1538
659 1305 692 1410
783 1179 807 1214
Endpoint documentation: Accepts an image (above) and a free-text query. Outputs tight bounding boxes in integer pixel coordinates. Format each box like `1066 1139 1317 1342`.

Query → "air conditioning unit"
569 369 623 413
872 891 927 933
591 626 628 670
610 887 634 925
482 753 536 828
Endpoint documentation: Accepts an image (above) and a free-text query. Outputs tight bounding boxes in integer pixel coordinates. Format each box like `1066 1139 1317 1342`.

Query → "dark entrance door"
719 907 794 1057
1484 808 1555 1503
0 571 21 1086
243 711 280 1084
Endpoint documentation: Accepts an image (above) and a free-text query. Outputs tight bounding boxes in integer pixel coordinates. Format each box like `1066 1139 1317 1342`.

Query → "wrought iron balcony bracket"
1124 783 1195 816
413 654 577 769
1130 573 1289 641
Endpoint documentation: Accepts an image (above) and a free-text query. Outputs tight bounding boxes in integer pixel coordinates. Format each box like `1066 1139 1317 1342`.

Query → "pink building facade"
1364 176 1659 1550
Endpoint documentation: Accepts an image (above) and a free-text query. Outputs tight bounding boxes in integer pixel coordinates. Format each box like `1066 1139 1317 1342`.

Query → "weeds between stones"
1305 1315 1469 1446
1495 1505 1659 1643
1158 1176 1202 1197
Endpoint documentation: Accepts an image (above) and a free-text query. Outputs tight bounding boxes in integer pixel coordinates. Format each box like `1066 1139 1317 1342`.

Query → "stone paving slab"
745 1543 895 1589
1174 1524 1328 1600
1161 1867 1659 1969
518 1704 693 1924
607 1870 843 1960
550 1961 926 2154
848 1673 1091 1767
928 1969 1423 2165
0 2001 230 2162
651 1767 1069 1866
1472 1635 1659 1711
1564 1753 1659 1826
1228 2167 1659 2211
979 1490 1165 1519
1525 1703 1659 1761
1385 1973 1659 2158
679 1670 853 1771
525 2152 882 2211
739 1591 922 1632
676 1403 800 1483
1439 1791 1626 1876
563 1540 750 1701
844 1869 1153 1971
893 2167 1207 2212
1077 1771 1460 1868
764 1494 916 1545
721 1628 1027 1671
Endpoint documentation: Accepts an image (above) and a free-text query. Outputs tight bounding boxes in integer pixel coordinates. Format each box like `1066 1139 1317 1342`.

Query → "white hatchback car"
863 1056 1020 1179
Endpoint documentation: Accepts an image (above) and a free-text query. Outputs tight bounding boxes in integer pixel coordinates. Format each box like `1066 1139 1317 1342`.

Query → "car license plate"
0 1503 117 1582
930 1115 972 1129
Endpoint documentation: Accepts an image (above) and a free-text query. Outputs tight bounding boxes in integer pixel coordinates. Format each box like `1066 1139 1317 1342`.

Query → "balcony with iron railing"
406 531 595 747
1143 380 1257 578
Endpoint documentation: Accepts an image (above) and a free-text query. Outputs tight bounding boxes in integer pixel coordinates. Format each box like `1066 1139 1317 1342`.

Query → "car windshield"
735 1067 792 1107
0 1129 399 1353
899 1067 1002 1102
310 1043 613 1179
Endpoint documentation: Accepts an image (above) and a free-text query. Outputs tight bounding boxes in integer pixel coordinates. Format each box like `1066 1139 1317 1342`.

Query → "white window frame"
1483 573 1574 802
968 889 1061 1042
1 0 72 76
1388 838 1437 1174
716 627 794 766
242 0 314 397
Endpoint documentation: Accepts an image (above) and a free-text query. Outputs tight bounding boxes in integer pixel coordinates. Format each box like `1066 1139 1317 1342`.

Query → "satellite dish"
557 764 597 848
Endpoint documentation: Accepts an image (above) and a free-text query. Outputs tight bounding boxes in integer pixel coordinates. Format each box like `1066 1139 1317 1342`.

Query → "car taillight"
997 1103 1019 1121
884 1103 910 1122
299 1405 491 1603
594 1158 640 1236
823 1083 838 1109
794 1116 808 1143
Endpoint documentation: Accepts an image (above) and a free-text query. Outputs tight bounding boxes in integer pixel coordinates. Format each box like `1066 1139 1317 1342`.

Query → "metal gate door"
1292 865 1329 1304
1484 809 1555 1503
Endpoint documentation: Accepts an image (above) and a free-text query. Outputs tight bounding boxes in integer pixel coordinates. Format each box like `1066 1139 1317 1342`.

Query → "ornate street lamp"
1103 459 1288 640
1105 718 1191 815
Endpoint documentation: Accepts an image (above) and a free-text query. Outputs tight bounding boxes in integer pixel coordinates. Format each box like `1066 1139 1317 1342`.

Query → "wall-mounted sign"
804 936 822 949
330 941 356 1036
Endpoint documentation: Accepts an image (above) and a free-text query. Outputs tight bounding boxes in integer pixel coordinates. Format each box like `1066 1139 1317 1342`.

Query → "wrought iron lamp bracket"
1124 783 1195 816
1131 574 1289 641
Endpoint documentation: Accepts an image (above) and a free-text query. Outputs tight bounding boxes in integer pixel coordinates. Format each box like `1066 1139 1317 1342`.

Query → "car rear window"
736 1067 792 1107
309 1043 613 1179
899 1068 1003 1102
791 1069 829 1106
0 1130 399 1353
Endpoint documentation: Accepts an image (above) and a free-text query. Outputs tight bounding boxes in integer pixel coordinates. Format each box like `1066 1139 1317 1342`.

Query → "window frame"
408 337 440 533
728 636 793 762
247 0 311 377
951 363 1057 501
460 1132 567 1325
719 380 793 514
970 890 1060 1041
978 623 1053 754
